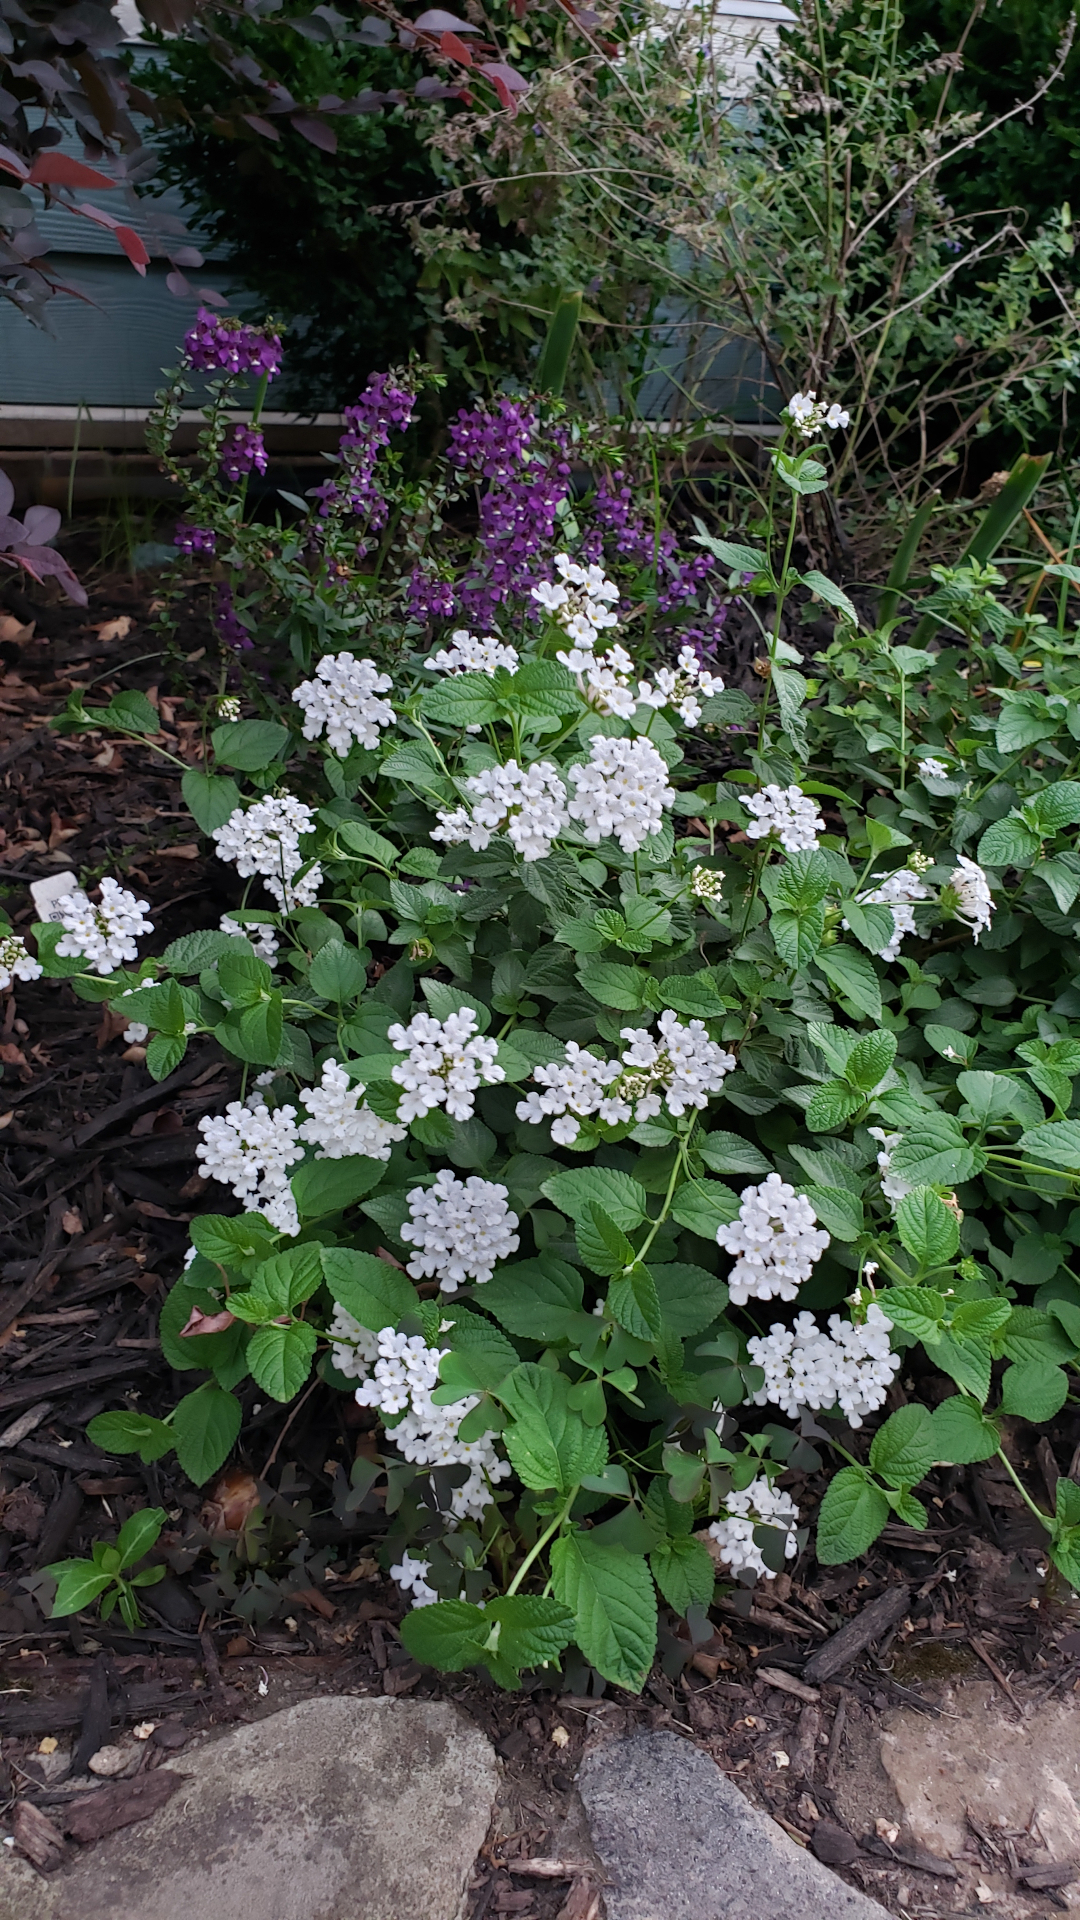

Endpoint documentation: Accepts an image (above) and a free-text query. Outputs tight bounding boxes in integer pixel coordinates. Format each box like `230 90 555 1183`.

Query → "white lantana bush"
33 364 1080 1691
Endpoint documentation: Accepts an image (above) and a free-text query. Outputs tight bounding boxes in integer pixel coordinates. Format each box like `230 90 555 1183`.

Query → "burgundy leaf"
478 60 529 91
0 473 13 520
29 152 116 190
241 114 280 141
22 503 60 545
166 268 191 297
12 545 87 606
413 8 481 28
290 113 338 153
439 29 474 63
115 224 149 272
0 144 30 182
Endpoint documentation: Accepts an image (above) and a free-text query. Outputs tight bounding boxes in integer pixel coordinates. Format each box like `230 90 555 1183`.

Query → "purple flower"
173 521 216 554
408 567 457 622
657 551 714 612
590 470 676 570
214 583 253 651
340 371 416 453
184 309 282 378
219 424 267 482
680 607 728 663
447 396 535 481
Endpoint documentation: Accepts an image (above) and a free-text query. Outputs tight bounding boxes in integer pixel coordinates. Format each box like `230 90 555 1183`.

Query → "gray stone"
0 1696 499 1920
578 1729 888 1920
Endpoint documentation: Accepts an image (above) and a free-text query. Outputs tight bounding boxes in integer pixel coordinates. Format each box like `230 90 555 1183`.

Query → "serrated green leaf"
480 1256 586 1342
868 1404 936 1486
816 946 882 1020
320 1246 416 1332
816 1467 890 1564
930 1395 1001 1464
894 1188 960 1268
999 1361 1069 1422
670 1179 741 1239
170 1383 242 1486
550 1530 657 1692
500 1364 608 1492
648 1534 715 1614
247 1320 318 1401
541 1167 647 1232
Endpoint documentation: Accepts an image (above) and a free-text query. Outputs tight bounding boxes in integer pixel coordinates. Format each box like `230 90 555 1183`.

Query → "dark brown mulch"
2 565 1080 1919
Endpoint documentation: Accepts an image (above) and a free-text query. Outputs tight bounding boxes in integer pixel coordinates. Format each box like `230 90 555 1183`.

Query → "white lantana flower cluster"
292 652 395 753
567 734 676 854
354 1328 511 1527
847 867 932 964
388 1008 504 1122
219 914 280 962
746 1305 899 1427
531 553 620 668
432 760 568 863
400 1170 520 1292
690 866 725 906
947 856 994 942
327 1302 380 1378
0 933 42 991
708 1478 800 1579
196 1090 302 1236
390 1549 439 1608
213 794 322 912
744 784 825 854
578 643 639 719
53 877 154 975
785 391 850 437
425 630 519 675
868 1128 911 1207
918 755 949 781
299 1058 406 1161
517 1014 734 1145
637 647 725 726
716 1173 830 1305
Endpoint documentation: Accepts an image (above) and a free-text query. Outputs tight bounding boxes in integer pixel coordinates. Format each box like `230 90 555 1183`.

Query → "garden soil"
2 561 1080 1917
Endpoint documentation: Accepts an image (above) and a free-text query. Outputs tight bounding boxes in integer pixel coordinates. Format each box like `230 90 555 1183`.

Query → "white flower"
845 867 931 963
690 866 725 905
532 554 620 666
566 734 675 854
747 1304 899 1428
388 1007 504 1123
582 644 639 720
215 695 242 722
123 1021 149 1044
327 1302 380 1379
426 629 519 675
708 1477 800 1579
744 785 825 855
918 755 948 780
637 647 724 727
53 878 153 975
785 391 849 438
618 1010 736 1118
220 914 280 962
515 1041 622 1145
292 652 395 754
390 1548 439 1608
868 1127 911 1207
196 1091 302 1235
432 760 568 863
947 856 994 943
355 1327 511 1525
0 933 42 991
400 1169 519 1292
213 793 322 912
717 1173 829 1305
299 1058 406 1161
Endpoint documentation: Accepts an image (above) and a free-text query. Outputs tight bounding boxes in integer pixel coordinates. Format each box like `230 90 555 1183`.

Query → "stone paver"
578 1727 888 1920
0 1696 499 1920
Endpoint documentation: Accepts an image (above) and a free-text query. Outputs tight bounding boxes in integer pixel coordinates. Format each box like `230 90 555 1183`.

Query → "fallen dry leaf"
92 616 133 641
203 1467 260 1536
157 843 200 860
179 1304 236 1338
61 1209 83 1236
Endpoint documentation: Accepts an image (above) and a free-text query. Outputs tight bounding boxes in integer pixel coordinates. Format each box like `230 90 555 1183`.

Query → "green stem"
505 1485 578 1597
634 1118 699 1267
995 1446 1051 1533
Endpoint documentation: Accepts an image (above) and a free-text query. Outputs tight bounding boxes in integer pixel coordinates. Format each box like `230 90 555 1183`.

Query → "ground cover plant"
23 308 1080 1696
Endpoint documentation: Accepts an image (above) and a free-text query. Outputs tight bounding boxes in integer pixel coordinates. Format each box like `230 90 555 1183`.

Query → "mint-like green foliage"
59 378 1080 1689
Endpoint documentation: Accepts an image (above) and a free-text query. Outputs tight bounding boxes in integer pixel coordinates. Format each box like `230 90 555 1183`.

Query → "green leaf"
934 1330 992 1403
190 1212 277 1267
101 688 161 735
895 1188 960 1268
816 946 882 1021
550 1530 658 1692
576 959 648 1010
670 1179 741 1239
930 1396 1001 1464
868 1405 936 1486
660 972 727 1017
211 718 290 771
806 1080 864 1131
841 898 896 955
802 1185 863 1242
337 819 399 867
146 1032 187 1081
214 996 283 1066
999 1361 1069 1423
115 1505 167 1568
159 1281 248 1378
246 1244 324 1314
291 1155 385 1220
891 1117 985 1187
86 1410 174 1463
420 674 501 727
49 1563 116 1616
1029 781 1080 832
923 1024 978 1066
801 569 859 628
956 1070 1030 1128
485 1594 576 1669
500 1363 608 1493
650 1263 729 1336
309 941 368 1001
816 1467 890 1564
844 1030 898 1092
693 534 772 577
770 901 825 969
163 929 239 973
432 1314 520 1400
541 1167 647 1233
884 1286 947 1342
320 1246 416 1332
607 1262 663 1342
399 1600 487 1672
977 816 1041 868
648 1534 715 1614
698 1132 772 1177
247 1320 318 1401
1019 1121 1080 1172
181 768 242 834
480 1255 586 1342
170 1384 242 1485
